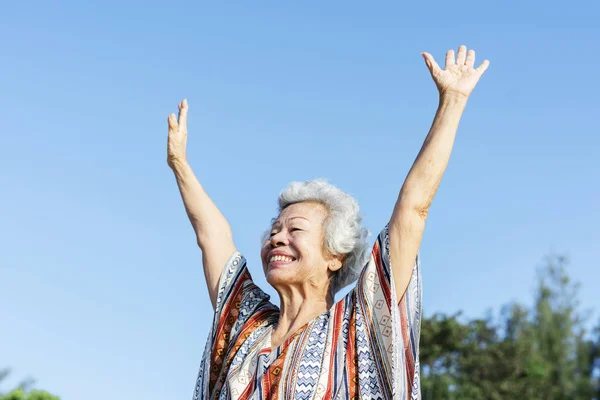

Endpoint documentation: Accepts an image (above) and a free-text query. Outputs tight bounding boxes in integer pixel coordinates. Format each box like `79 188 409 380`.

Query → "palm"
422 45 489 97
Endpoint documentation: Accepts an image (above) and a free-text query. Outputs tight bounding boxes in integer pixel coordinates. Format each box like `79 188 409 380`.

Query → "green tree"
0 369 60 400
0 389 60 400
420 255 600 399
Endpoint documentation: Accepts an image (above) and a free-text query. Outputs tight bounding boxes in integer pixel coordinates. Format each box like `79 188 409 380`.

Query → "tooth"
270 255 294 263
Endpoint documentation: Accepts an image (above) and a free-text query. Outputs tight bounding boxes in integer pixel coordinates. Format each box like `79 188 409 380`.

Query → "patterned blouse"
193 225 422 399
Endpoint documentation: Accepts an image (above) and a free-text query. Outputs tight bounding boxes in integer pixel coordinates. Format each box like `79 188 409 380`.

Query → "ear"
327 256 344 273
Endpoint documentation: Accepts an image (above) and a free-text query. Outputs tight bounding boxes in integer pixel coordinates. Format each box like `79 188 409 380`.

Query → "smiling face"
260 201 342 294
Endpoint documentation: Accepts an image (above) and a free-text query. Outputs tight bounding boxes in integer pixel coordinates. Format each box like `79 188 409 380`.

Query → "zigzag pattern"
293 314 330 399
355 309 386 399
230 285 270 338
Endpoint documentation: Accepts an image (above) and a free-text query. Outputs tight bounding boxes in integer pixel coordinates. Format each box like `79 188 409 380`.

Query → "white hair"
264 179 370 294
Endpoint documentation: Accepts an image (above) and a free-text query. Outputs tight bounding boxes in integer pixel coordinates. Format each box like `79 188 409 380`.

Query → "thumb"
421 52 440 74
168 113 178 132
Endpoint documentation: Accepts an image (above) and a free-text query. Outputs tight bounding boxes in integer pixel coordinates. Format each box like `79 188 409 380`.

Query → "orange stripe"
323 300 344 399
398 299 415 398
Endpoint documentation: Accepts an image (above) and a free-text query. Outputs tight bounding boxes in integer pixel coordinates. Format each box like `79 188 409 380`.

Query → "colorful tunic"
193 225 422 399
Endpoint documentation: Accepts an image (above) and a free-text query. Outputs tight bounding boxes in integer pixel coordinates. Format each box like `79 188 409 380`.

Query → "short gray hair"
264 179 370 294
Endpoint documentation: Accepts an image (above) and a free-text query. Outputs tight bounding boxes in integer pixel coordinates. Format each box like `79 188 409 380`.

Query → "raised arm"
168 99 236 309
388 46 489 302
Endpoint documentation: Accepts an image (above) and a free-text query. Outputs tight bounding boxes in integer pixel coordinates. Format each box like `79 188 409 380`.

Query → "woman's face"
261 201 340 292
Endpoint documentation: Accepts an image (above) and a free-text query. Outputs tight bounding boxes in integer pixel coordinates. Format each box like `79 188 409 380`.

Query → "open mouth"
268 255 296 266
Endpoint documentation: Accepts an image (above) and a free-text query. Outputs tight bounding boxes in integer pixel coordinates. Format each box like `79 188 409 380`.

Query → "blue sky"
1 1 599 399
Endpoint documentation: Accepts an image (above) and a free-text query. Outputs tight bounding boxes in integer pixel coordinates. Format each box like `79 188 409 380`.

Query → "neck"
271 284 333 348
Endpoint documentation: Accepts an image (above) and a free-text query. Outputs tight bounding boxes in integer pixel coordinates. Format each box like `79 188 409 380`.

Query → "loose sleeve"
193 251 278 400
351 225 422 400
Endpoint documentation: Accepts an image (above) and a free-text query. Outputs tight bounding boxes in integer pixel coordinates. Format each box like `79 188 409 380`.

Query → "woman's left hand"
422 45 490 99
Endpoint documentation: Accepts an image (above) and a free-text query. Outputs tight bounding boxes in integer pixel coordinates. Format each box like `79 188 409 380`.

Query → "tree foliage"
420 255 600 399
0 370 59 400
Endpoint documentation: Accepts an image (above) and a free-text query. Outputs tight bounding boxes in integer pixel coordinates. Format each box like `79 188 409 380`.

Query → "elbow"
196 226 233 251
397 188 433 222
396 200 430 221
408 204 430 222
408 194 433 220
416 205 429 220
391 203 429 232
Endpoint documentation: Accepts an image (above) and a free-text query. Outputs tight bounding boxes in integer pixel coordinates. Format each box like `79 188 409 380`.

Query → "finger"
445 49 455 68
465 49 476 68
421 52 441 74
168 113 178 133
456 45 467 65
476 59 490 74
178 99 188 132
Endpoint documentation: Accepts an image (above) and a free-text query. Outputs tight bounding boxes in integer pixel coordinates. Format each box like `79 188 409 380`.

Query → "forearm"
387 45 487 301
171 159 232 250
395 92 468 215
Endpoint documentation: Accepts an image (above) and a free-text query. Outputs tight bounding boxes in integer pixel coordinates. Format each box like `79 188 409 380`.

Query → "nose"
270 230 289 247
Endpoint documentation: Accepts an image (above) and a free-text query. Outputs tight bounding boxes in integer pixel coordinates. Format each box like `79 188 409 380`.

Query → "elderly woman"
168 45 489 399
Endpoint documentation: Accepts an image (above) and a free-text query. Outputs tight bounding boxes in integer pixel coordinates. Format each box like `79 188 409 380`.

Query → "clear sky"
1 1 599 399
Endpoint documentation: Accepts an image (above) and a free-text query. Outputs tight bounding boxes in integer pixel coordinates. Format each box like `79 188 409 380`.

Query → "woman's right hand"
167 99 188 169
